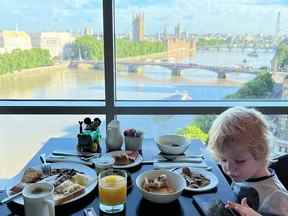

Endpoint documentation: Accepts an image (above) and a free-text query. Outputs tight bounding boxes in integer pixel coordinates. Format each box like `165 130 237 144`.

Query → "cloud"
0 0 287 34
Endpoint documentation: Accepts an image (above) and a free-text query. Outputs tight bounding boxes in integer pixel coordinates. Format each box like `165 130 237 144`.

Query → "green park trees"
275 41 288 70
73 36 166 60
0 48 51 75
180 71 275 142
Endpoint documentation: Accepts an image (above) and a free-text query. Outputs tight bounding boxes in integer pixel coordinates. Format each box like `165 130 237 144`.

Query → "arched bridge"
69 60 258 78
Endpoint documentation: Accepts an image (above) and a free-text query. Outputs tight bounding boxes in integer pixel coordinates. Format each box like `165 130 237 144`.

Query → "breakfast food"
114 152 130 165
54 179 85 204
9 167 89 205
10 168 44 194
181 167 210 189
113 151 139 165
142 174 175 194
123 128 143 137
21 168 43 183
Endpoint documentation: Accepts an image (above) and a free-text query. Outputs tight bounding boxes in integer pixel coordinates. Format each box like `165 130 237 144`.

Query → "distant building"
0 31 32 54
174 23 181 39
30 32 75 59
84 27 94 36
132 13 144 41
165 38 197 61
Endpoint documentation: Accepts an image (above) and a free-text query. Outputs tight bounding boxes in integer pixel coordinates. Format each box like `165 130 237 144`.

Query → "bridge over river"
70 59 259 79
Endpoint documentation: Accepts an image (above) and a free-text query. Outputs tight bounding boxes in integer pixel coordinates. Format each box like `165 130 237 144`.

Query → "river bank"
0 63 69 78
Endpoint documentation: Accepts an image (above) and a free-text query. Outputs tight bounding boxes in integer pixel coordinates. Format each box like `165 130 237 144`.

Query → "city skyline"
0 0 288 35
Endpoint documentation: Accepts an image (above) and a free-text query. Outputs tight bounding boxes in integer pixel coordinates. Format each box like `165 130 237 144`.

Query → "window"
0 0 288 180
0 115 105 179
0 1 104 100
115 0 286 101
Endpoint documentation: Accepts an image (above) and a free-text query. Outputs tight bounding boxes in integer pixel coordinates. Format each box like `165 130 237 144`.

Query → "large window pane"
115 1 288 101
0 115 106 180
0 1 104 99
118 114 288 155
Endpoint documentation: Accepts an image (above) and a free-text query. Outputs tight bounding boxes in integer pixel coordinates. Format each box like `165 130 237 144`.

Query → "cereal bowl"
155 134 190 155
136 169 186 204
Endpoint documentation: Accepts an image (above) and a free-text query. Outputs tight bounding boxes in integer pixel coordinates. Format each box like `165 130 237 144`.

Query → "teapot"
106 120 123 151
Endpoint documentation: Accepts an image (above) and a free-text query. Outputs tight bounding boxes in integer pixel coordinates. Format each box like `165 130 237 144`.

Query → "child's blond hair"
208 107 271 163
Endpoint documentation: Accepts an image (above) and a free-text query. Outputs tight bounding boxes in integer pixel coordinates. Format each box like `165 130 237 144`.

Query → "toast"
54 179 85 205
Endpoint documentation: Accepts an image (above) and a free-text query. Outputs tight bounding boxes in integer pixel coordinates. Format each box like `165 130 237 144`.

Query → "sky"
1 0 288 35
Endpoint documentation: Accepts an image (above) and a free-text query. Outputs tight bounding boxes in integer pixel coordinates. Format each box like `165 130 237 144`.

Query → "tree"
0 48 52 75
180 71 275 141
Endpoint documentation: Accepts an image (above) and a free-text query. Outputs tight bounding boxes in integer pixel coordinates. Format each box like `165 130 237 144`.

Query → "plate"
174 167 218 192
108 151 143 169
7 162 97 205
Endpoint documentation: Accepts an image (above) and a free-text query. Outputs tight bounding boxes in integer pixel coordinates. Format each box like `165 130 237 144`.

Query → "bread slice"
54 180 85 204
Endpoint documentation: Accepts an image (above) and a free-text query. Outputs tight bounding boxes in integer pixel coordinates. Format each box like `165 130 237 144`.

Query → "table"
0 138 236 216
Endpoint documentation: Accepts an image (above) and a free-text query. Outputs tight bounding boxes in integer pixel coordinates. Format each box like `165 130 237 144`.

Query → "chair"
269 154 288 190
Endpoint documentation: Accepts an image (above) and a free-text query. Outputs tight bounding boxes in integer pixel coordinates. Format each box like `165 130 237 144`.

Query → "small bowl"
155 134 190 155
124 135 143 151
136 169 186 204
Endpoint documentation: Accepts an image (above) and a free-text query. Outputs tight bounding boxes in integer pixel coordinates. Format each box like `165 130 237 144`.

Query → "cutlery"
52 151 101 160
0 191 22 205
46 156 95 167
83 207 98 216
0 175 59 205
157 158 202 163
40 153 51 176
153 162 212 171
159 154 204 160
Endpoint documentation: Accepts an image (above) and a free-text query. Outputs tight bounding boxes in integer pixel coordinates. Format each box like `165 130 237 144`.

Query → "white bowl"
155 134 190 155
136 169 186 204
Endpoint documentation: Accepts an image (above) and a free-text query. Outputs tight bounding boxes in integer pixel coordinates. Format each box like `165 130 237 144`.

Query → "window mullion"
103 0 116 125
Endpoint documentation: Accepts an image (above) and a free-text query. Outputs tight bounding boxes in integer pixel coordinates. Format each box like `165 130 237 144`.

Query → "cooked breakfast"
54 179 85 204
113 151 139 165
181 167 210 189
21 168 43 183
9 167 89 204
142 174 175 194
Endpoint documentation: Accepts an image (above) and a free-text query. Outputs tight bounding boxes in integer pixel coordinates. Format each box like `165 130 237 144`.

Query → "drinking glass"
98 169 127 214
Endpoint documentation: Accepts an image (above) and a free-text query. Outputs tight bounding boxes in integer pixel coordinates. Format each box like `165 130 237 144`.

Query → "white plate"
108 151 143 169
7 162 97 205
174 167 218 192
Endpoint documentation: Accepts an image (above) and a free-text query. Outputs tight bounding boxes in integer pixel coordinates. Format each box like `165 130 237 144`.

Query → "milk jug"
106 120 123 151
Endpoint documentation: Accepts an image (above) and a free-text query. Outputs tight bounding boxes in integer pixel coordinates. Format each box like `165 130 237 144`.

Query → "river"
0 50 275 179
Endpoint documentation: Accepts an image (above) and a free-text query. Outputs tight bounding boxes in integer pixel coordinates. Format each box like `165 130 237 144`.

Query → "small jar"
93 155 115 174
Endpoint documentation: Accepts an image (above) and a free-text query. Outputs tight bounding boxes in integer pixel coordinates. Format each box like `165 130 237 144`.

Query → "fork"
40 153 51 176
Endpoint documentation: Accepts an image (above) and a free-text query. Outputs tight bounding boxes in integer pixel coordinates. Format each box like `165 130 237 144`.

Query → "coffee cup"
23 182 55 216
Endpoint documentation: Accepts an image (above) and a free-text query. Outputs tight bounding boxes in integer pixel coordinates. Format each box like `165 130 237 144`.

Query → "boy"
208 107 288 216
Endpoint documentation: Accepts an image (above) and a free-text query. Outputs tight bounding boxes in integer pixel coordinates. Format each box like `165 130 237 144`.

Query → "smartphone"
193 194 240 216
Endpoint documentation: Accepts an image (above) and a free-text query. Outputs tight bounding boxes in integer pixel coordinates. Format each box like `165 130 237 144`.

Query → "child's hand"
225 198 262 216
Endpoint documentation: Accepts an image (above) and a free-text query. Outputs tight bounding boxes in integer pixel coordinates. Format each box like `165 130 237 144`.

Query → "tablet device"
193 193 240 216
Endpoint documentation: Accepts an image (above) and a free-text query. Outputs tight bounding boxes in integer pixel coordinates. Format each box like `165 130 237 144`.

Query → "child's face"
217 141 266 182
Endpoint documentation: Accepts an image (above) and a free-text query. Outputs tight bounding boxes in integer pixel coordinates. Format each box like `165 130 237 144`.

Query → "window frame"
0 0 287 127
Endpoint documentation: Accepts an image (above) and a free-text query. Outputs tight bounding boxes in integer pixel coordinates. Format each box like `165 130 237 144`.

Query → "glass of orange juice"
98 169 127 214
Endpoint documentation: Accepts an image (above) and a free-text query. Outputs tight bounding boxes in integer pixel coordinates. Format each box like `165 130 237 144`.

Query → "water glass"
98 169 127 214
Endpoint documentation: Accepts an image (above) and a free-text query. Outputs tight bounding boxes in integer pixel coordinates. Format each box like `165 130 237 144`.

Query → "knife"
46 156 95 167
52 151 100 158
153 163 212 171
0 191 22 205
157 158 202 163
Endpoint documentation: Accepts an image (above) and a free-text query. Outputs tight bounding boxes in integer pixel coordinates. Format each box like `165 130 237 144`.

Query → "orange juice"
99 175 127 205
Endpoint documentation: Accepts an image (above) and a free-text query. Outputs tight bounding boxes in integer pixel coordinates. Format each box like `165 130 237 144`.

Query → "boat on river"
247 50 258 57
